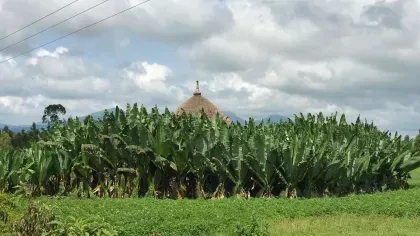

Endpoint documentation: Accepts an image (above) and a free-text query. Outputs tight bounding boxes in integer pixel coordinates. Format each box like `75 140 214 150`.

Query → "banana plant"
275 133 311 198
23 145 58 196
243 130 278 197
0 150 26 191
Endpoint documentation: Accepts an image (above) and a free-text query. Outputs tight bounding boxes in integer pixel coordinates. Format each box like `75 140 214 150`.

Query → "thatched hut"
175 81 232 125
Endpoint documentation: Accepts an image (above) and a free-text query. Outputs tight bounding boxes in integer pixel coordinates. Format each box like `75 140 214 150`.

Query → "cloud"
25 47 88 79
0 0 234 54
0 46 186 124
0 95 45 114
1 0 420 137
123 61 172 93
178 0 420 136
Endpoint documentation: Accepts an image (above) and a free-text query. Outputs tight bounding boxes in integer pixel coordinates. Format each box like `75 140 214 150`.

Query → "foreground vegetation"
47 183 420 235
2 177 420 236
2 104 420 235
1 104 420 200
267 214 420 236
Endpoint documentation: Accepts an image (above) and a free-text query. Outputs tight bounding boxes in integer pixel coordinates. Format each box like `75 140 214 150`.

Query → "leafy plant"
0 105 419 199
12 203 54 236
45 216 117 236
234 217 269 236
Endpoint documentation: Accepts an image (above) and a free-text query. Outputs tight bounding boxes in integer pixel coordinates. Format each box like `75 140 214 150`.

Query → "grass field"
268 214 420 236
3 168 420 235
28 168 420 236
408 167 420 188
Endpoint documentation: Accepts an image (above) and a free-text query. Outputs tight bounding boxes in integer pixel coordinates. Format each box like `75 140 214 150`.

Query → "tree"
0 131 12 150
2 125 10 134
11 130 30 149
30 122 37 132
1 125 13 138
28 122 40 143
42 104 66 130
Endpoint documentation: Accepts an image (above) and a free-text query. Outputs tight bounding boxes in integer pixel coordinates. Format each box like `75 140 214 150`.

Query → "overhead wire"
0 0 80 41
0 0 111 53
0 0 153 65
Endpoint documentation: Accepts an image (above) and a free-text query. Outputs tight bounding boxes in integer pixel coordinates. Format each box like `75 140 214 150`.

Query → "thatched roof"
175 81 232 125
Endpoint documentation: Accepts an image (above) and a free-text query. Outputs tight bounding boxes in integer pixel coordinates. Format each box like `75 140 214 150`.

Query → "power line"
0 0 111 53
0 0 153 65
0 0 80 41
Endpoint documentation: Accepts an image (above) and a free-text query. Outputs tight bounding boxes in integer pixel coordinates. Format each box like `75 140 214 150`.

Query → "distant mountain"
259 114 289 123
223 111 246 125
0 109 113 132
224 112 289 125
0 108 289 131
0 123 47 132
74 108 116 122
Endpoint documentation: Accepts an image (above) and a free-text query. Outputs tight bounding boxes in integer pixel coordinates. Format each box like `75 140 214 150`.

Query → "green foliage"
45 216 117 236
40 186 420 236
0 124 44 150
0 193 16 228
0 131 12 150
42 104 67 131
413 129 420 153
234 217 268 236
266 214 420 236
0 193 29 235
0 104 420 199
1 198 116 236
42 104 66 123
12 203 54 236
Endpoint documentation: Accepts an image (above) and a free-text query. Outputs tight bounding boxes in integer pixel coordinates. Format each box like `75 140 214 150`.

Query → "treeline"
2 104 420 200
0 123 50 150
0 104 67 150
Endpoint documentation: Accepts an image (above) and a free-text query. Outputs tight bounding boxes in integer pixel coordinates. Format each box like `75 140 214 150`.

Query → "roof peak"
193 80 201 95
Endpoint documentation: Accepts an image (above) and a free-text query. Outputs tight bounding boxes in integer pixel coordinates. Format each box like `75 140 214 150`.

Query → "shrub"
12 203 54 236
45 216 118 236
234 217 269 236
11 201 118 236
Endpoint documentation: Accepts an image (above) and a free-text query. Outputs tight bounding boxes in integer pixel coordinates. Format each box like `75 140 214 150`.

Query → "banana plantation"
1 104 420 199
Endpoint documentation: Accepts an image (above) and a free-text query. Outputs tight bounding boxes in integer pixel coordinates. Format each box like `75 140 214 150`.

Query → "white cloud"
123 61 172 93
1 0 420 137
176 0 420 136
208 73 271 102
0 95 46 115
0 47 186 124
0 0 233 51
26 47 68 65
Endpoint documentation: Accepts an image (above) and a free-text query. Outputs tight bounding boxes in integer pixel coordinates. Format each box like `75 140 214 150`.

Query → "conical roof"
175 81 232 125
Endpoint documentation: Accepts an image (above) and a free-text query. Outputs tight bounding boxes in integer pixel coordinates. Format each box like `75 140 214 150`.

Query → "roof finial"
194 80 201 95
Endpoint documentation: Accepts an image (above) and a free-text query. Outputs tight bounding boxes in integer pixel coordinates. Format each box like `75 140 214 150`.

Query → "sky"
0 0 420 137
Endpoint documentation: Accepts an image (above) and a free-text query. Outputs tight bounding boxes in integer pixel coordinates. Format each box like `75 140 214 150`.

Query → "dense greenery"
1 104 420 199
267 214 420 236
0 103 67 149
0 194 117 236
0 123 47 149
1 170 420 236
42 104 67 131
39 185 420 235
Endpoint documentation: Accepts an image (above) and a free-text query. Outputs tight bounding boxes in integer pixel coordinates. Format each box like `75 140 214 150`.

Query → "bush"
12 203 54 236
10 201 117 236
234 217 268 236
45 216 118 236
0 193 24 235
